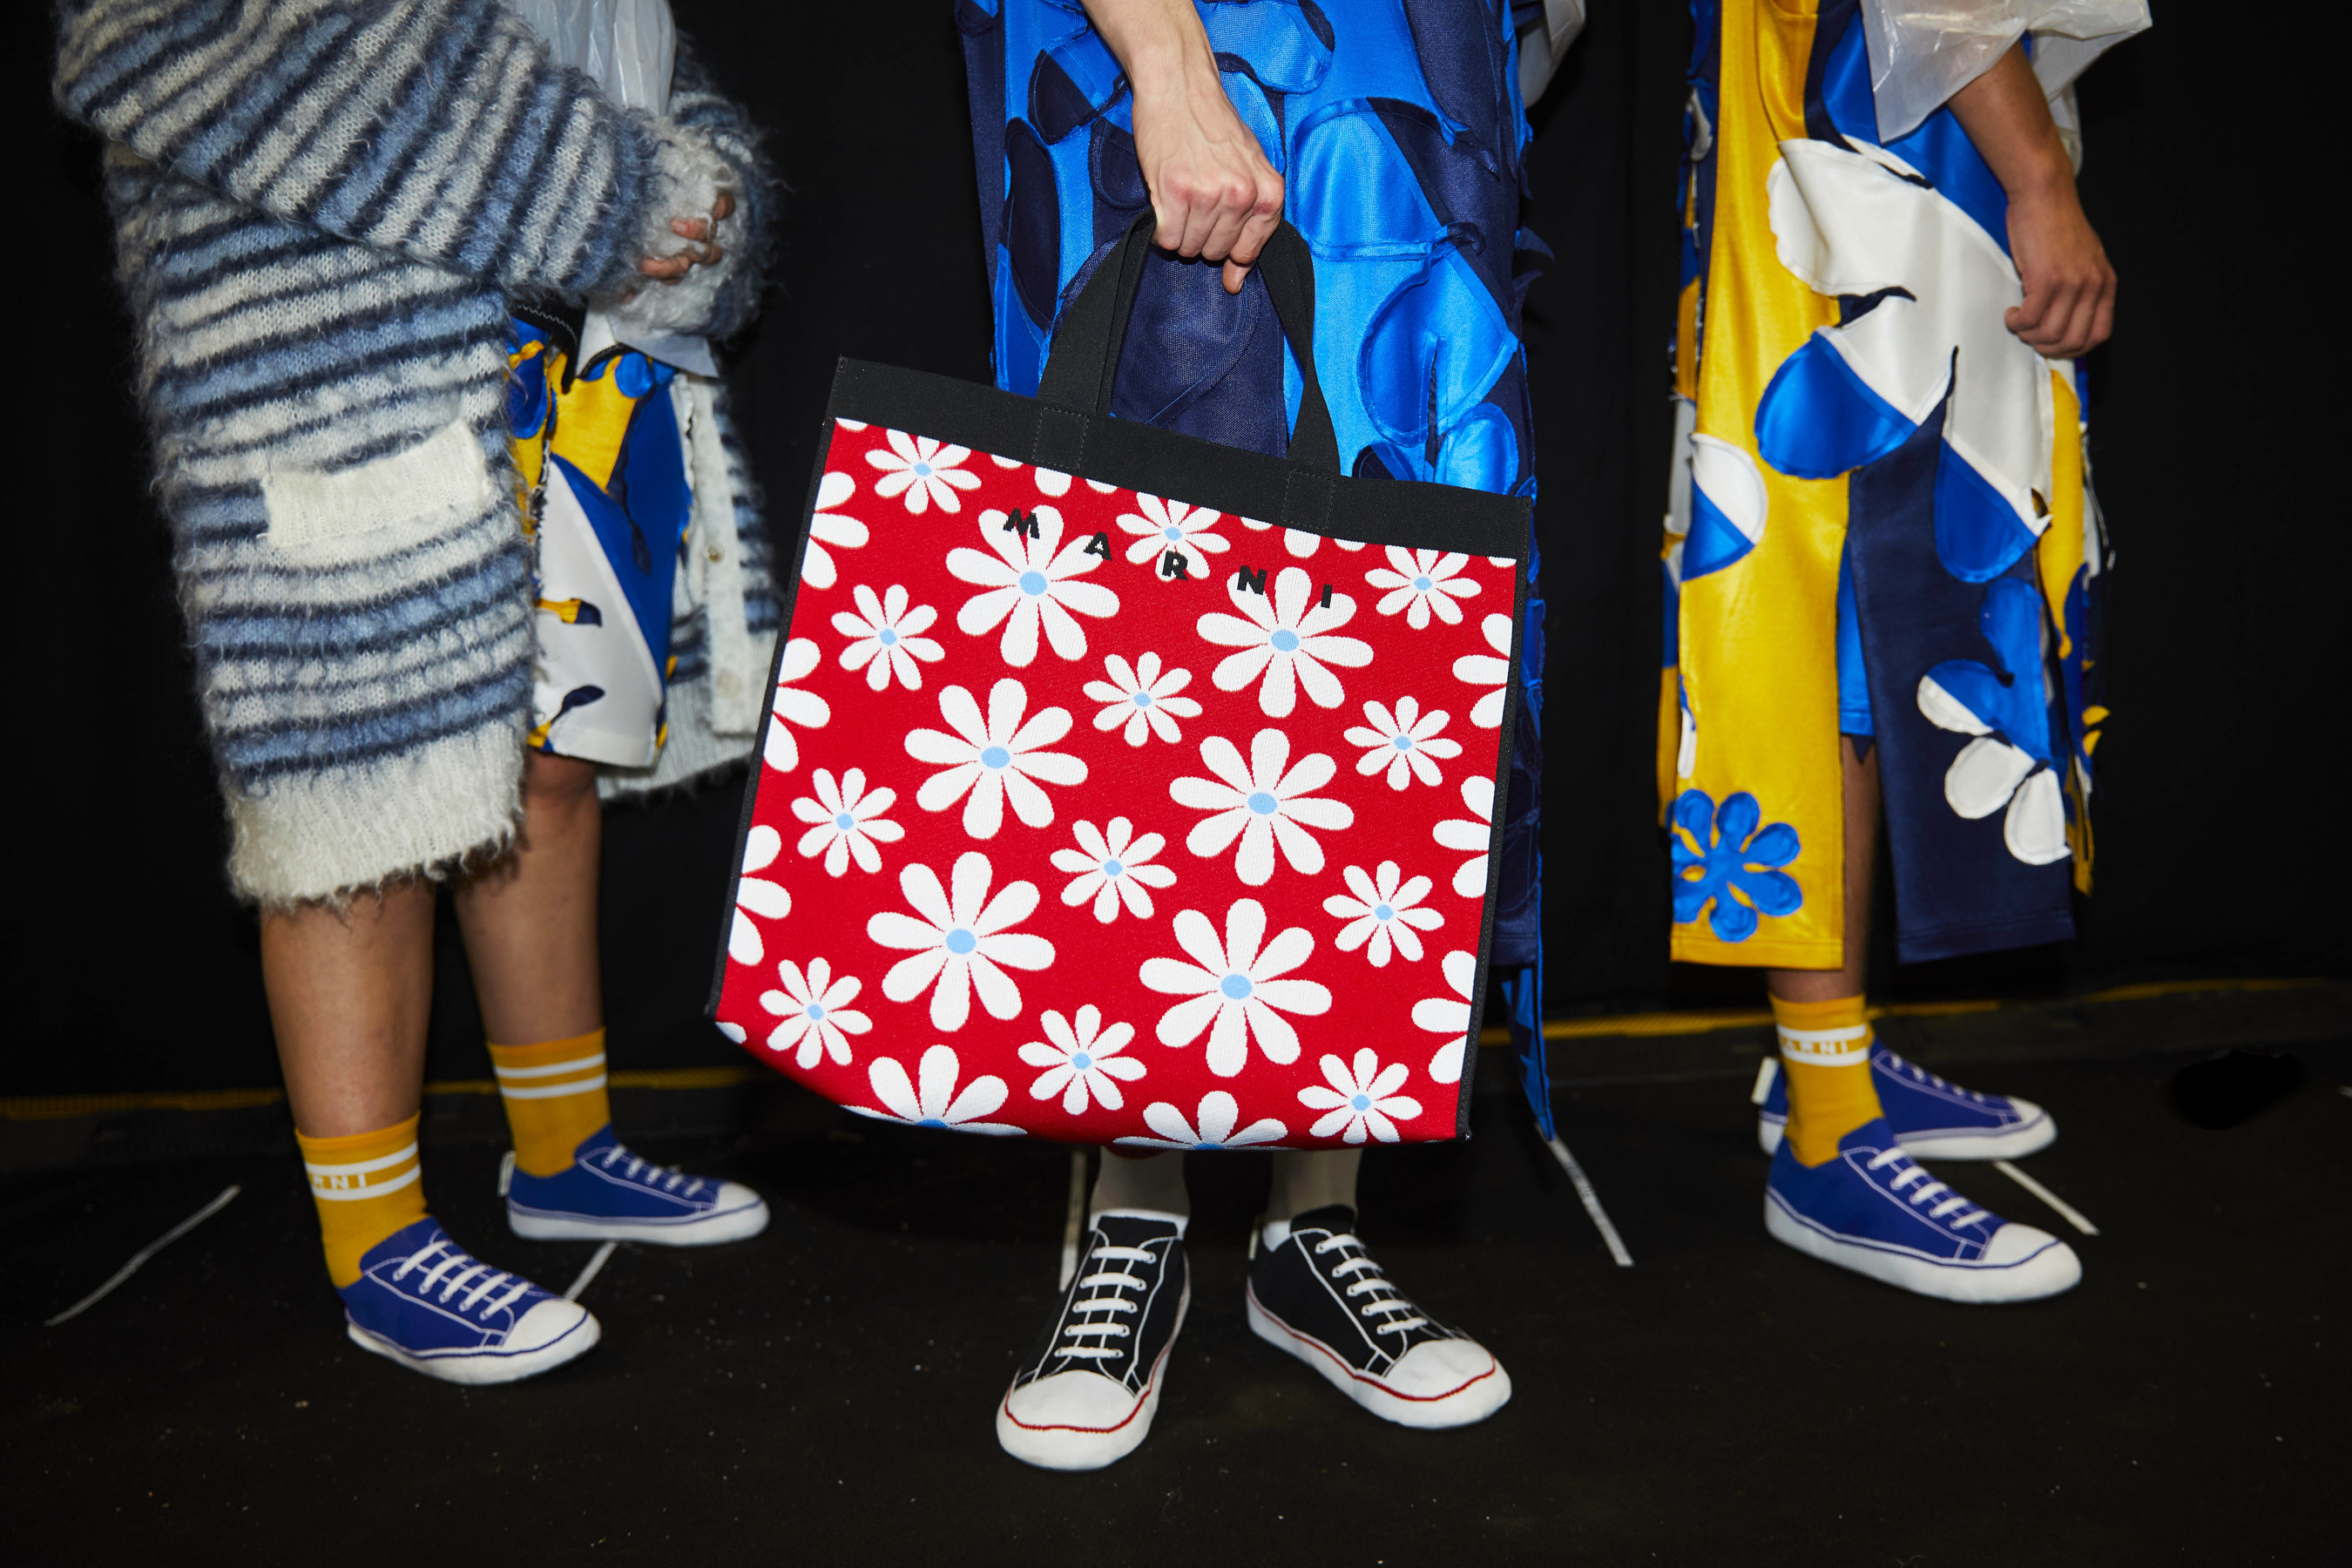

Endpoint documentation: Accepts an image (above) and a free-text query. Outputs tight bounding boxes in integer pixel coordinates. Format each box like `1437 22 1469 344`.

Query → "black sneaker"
1245 1205 1510 1429
995 1211 1190 1470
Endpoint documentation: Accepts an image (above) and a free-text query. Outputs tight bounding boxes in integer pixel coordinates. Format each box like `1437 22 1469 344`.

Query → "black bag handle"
1034 212 1343 476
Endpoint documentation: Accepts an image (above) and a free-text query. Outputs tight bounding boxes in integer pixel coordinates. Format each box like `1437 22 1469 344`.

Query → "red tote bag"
710 220 1530 1149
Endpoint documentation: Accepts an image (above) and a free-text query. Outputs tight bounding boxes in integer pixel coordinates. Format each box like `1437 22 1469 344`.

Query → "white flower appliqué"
1431 774 1496 898
789 767 902 875
831 583 943 692
1196 565 1372 718
1084 652 1202 746
758 957 869 1069
1344 697 1463 790
762 638 831 774
1453 612 1514 729
1119 495 1229 578
1323 862 1443 966
1169 728 1355 886
1365 547 1479 628
859 1044 1020 1135
947 505 1119 666
866 429 981 514
1298 1049 1423 1144
904 679 1086 840
1240 517 1367 559
1115 1091 1288 1151
729 825 790 965
1051 816 1176 923
866 852 1054 1031
1019 1005 1146 1114
1139 898 1331 1077
1410 950 1478 1085
799 471 871 591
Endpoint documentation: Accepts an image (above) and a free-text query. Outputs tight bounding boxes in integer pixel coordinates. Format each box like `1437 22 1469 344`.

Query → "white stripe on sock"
497 1072 609 1100
302 1142 419 1179
1778 1024 1871 1067
309 1163 422 1201
492 1053 608 1081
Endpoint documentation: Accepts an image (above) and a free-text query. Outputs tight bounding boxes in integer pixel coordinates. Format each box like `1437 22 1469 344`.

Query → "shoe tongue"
360 1215 446 1267
1839 1117 1899 1154
1092 1210 1185 1244
1287 1204 1358 1239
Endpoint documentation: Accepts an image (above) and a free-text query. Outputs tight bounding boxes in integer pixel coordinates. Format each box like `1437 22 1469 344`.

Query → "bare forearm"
1948 44 2074 206
1081 0 1220 86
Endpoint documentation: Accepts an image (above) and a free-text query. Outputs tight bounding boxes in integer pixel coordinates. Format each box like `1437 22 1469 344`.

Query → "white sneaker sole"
1764 1192 2081 1303
345 1310 601 1386
1245 1285 1512 1429
995 1280 1189 1471
1758 1112 2057 1161
507 1197 770 1247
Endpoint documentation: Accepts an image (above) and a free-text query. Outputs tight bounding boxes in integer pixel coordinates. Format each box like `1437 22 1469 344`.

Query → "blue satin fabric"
960 0 1553 1123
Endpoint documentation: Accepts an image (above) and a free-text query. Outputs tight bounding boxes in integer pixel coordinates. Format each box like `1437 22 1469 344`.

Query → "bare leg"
1767 737 1879 1004
1267 1147 1362 1218
262 882 437 1137
452 753 604 1044
1091 1147 1189 1217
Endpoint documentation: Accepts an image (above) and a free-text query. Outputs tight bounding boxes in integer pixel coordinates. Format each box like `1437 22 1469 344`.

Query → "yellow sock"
1773 994 1883 1166
298 1115 427 1288
488 1028 612 1177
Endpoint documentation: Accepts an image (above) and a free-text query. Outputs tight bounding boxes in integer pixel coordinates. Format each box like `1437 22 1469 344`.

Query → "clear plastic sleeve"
1857 0 2151 144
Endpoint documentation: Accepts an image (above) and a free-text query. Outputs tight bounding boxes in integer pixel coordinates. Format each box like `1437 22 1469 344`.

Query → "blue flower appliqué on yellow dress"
1670 789 1802 943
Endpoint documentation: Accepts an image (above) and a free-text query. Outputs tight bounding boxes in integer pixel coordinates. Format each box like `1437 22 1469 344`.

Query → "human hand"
1131 68 1284 294
639 190 735 286
2004 180 2114 360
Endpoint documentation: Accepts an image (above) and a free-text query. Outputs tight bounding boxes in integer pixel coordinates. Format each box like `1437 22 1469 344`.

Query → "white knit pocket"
262 420 497 551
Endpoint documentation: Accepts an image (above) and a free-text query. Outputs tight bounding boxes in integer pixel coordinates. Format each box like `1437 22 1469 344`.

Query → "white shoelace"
1058 1243 1155 1362
1882 1049 1990 1105
596 1145 709 1198
1312 1233 1429 1338
389 1236 532 1318
1863 1147 1993 1230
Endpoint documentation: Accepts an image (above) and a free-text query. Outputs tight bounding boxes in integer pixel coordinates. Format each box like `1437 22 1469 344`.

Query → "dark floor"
4 1032 2347 1565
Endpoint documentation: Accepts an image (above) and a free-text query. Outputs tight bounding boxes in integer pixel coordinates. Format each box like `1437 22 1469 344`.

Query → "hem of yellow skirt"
1671 936 1844 970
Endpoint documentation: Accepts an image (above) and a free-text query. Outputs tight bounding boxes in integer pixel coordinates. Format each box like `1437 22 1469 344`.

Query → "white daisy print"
758 957 870 1070
729 825 790 965
762 638 832 774
1411 950 1479 1085
1454 612 1515 729
867 852 1054 1031
1345 696 1463 790
1051 816 1177 923
865 429 981 514
1298 1049 1424 1145
1432 774 1497 898
947 505 1119 666
799 470 870 591
1240 517 1367 559
1196 565 1373 718
1170 728 1355 886
1322 862 1443 967
905 679 1086 840
1365 547 1480 628
986 455 1074 497
1085 652 1202 746
789 767 903 876
858 1045 1020 1135
1115 1091 1288 1151
1139 898 1331 1076
1019 1005 1146 1114
1119 495 1230 578
831 583 944 692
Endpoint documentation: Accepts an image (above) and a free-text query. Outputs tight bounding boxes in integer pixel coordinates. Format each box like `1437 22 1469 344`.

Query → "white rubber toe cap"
997 1371 1159 1471
508 1298 596 1356
1375 1341 1513 1429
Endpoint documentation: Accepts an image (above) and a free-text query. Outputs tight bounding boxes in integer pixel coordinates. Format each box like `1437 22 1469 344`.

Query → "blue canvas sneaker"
503 1125 768 1245
1764 1119 2080 1303
341 1218 598 1384
1754 1046 2055 1159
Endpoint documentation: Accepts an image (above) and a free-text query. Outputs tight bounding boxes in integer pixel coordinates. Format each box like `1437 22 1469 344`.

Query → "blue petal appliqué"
1670 788 1803 943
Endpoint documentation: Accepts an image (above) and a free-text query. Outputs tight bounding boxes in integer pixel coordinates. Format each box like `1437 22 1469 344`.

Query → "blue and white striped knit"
52 0 777 902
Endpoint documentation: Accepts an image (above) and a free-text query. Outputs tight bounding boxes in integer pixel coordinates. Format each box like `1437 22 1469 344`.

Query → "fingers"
671 215 711 243
1222 201 1283 294
713 190 734 222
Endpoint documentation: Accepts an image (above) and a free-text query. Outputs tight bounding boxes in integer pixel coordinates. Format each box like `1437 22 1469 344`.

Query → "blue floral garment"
958 0 1554 1122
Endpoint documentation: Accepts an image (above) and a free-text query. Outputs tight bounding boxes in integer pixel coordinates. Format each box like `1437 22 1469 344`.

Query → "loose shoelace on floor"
1312 1232 1430 1338
1058 1242 1156 1363
595 1145 709 1198
387 1235 532 1318
1863 1147 1994 1232
1881 1049 1992 1105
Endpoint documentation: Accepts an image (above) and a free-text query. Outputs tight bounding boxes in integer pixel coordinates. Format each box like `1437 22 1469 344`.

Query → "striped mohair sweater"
53 0 779 903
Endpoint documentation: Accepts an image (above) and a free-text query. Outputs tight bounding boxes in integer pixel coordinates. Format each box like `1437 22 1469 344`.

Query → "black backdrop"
17 3 2336 1098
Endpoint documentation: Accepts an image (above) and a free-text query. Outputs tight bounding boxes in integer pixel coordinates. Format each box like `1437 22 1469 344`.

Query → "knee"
522 751 600 814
